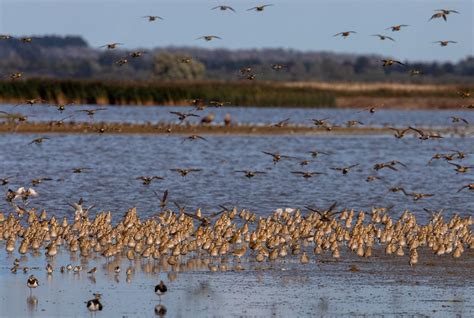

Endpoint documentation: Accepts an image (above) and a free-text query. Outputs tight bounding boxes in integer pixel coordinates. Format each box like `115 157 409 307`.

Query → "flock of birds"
0 3 473 316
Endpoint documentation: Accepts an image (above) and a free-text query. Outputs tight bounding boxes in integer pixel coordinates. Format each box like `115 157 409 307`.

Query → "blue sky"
1 0 472 62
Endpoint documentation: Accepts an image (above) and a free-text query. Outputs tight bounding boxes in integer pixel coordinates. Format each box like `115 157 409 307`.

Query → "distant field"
0 78 472 108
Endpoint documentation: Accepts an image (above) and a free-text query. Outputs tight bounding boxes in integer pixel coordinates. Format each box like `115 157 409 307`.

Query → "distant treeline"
0 79 336 107
0 35 473 83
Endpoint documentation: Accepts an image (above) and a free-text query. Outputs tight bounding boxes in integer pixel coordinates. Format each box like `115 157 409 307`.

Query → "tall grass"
0 78 336 107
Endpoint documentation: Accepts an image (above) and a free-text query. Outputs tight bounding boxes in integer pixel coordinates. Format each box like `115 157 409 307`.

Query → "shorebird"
430 9 459 22
262 151 296 164
458 91 470 98
15 98 46 107
212 5 236 12
372 34 395 41
346 120 364 127
100 42 123 49
115 58 128 66
448 162 473 173
153 189 169 210
143 15 163 22
305 201 339 222
170 168 202 177
27 275 39 294
72 167 92 174
247 4 274 12
197 35 222 41
311 118 330 127
408 126 443 140
291 171 326 179
155 280 167 299
308 150 329 157
130 51 147 58
450 116 469 124
410 69 422 76
29 137 49 145
385 24 409 32
20 37 32 43
169 111 200 124
0 34 13 40
457 183 474 192
182 135 208 143
9 72 23 80
271 64 285 70
155 305 167 316
374 160 407 171
433 40 457 47
334 31 356 38
31 177 53 186
235 170 266 179
330 164 359 175
381 59 405 67
209 100 231 107
273 118 290 128
0 176 14 186
136 176 164 185
76 108 107 119
86 293 103 312
388 127 410 139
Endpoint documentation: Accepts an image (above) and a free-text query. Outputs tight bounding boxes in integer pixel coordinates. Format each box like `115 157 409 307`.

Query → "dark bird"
155 281 167 297
450 116 469 124
374 160 407 171
169 111 200 124
346 120 364 127
100 42 123 49
372 34 395 41
247 4 274 11
235 170 266 179
385 24 409 31
291 171 326 179
408 126 443 140
29 137 49 145
305 201 339 222
311 118 330 127
308 150 329 158
197 35 222 41
330 164 359 175
389 127 410 139
382 59 405 67
153 189 169 209
143 15 164 21
457 183 474 192
182 135 208 143
212 5 236 12
0 176 14 186
27 275 39 294
76 108 107 119
273 118 290 128
262 151 296 164
334 31 356 38
31 178 53 186
155 305 167 317
130 51 147 58
170 168 202 177
448 162 473 173
72 167 92 174
433 40 457 47
136 176 164 185
86 293 103 312
115 58 128 66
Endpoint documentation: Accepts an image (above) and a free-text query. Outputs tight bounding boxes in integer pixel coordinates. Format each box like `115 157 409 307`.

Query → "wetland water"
0 104 473 317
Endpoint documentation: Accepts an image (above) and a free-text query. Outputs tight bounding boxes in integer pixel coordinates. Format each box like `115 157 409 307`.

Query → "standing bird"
247 4 274 12
86 293 103 312
334 31 356 38
155 280 167 300
212 5 236 12
27 275 39 294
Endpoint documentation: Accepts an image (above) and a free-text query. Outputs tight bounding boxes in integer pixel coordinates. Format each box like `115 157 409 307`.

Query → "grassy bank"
0 78 336 107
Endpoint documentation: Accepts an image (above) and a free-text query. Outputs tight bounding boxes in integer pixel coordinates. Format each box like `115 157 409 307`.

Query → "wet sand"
0 121 472 136
1 248 473 317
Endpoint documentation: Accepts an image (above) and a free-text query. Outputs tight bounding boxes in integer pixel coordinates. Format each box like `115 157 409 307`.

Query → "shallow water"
1 104 473 128
0 133 473 223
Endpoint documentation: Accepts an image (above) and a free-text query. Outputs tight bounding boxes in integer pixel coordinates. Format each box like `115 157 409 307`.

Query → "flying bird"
433 40 457 47
382 59 405 67
372 34 395 41
197 35 222 41
247 4 274 12
100 42 123 49
334 31 356 38
143 15 164 22
212 5 236 12
385 24 409 32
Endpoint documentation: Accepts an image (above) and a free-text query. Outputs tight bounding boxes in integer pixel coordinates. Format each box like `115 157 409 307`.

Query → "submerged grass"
0 78 336 107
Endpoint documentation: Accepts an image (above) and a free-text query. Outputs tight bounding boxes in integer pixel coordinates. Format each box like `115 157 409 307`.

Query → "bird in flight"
235 170 266 179
457 183 474 193
100 43 123 49
247 4 274 12
385 24 409 32
212 5 236 12
372 34 395 41
143 15 163 22
29 137 49 145
334 31 356 38
170 168 202 177
450 116 469 124
197 35 222 41
182 135 208 143
262 151 296 164
291 171 326 179
388 127 410 139
433 40 457 47
429 9 459 22
136 176 164 185
330 164 359 175
408 126 443 140
382 59 405 67
76 108 107 119
272 118 290 128
169 111 200 124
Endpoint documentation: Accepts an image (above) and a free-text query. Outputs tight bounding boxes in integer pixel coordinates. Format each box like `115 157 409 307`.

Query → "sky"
0 0 472 62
